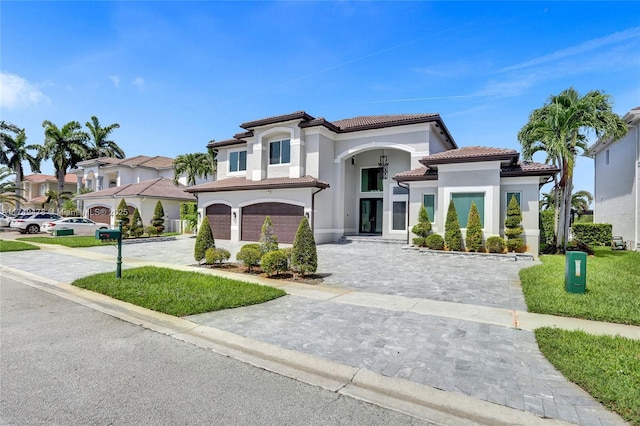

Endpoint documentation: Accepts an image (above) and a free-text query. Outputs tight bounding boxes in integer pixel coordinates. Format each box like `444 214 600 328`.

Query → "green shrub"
566 240 595 255
444 200 463 251
425 234 445 250
506 238 524 252
151 200 165 235
236 244 261 272
411 205 432 238
505 195 523 240
194 216 216 263
180 202 198 232
574 214 593 224
145 225 158 237
205 247 231 265
572 223 612 246
412 237 426 247
259 216 278 255
465 201 484 252
539 209 556 248
129 208 144 238
291 216 317 276
261 249 289 276
486 236 505 253
115 199 130 237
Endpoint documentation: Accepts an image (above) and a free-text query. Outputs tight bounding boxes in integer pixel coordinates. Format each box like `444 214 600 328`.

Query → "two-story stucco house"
587 107 640 251
72 155 195 230
3 173 79 212
186 111 557 255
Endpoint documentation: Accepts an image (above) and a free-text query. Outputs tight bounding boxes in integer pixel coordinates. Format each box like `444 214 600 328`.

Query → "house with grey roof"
586 107 640 251
71 156 195 231
187 111 557 255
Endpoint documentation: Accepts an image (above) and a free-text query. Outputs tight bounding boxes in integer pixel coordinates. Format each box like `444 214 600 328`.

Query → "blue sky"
2 1 639 200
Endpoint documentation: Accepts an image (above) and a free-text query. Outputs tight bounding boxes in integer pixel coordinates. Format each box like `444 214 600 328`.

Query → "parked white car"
42 217 110 236
0 212 14 227
10 213 62 234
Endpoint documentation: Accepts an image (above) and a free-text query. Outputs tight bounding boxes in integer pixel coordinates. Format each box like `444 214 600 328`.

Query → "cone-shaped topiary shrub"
444 200 463 251
412 205 432 238
261 249 289 277
505 195 524 252
194 216 216 263
151 200 165 235
465 201 484 252
115 199 130 236
291 216 317 277
259 216 278 255
130 208 144 238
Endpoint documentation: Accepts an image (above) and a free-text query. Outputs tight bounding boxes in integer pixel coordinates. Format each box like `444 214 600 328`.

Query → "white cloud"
500 26 640 73
0 72 50 109
132 77 145 91
109 75 120 88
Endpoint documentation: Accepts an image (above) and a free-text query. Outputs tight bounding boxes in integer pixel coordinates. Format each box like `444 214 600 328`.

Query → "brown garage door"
241 203 304 244
206 203 231 240
88 206 111 225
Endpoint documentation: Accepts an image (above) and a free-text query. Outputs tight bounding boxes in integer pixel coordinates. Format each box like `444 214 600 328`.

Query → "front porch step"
339 235 407 245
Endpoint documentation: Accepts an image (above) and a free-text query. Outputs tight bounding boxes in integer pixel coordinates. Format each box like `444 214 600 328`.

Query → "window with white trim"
422 194 435 223
451 192 484 228
392 201 406 230
229 150 247 172
361 167 383 192
269 139 290 165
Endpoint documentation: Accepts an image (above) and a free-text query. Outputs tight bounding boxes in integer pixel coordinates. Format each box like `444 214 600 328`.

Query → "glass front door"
359 198 383 234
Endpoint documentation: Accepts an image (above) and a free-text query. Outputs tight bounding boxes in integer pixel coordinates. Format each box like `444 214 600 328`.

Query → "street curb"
1 266 571 425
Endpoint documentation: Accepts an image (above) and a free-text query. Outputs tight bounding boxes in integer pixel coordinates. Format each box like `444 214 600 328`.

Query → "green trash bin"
54 229 74 237
565 251 586 294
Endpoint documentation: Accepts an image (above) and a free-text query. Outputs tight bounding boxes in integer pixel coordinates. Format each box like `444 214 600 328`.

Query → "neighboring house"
186 111 557 255
586 107 640 251
71 155 196 231
2 173 79 213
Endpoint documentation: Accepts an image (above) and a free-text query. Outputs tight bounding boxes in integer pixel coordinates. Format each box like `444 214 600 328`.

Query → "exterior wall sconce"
305 212 310 219
378 153 389 179
233 211 237 223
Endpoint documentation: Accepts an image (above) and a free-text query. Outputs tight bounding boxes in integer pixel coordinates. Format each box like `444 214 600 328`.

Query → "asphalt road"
0 276 432 426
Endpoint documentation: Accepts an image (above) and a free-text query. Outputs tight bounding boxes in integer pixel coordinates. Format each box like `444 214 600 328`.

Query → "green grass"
18 235 117 248
72 266 286 316
520 248 640 325
535 328 640 425
0 239 40 252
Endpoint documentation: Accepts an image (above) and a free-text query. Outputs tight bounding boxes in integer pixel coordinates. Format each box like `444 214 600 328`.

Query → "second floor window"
229 150 247 172
269 139 290 165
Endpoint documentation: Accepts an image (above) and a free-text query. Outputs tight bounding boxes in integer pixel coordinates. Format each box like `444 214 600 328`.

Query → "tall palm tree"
571 190 593 215
40 120 91 209
85 116 125 159
518 87 627 253
173 152 214 186
0 121 41 209
0 167 27 208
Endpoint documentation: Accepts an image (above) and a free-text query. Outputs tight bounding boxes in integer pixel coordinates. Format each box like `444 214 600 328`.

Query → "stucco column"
97 176 104 191
290 137 304 178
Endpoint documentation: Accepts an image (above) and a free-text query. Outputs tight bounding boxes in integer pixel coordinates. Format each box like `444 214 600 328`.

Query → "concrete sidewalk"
1 237 635 425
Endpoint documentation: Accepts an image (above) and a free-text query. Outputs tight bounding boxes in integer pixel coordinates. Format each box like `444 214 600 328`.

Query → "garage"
206 203 231 240
88 206 111 225
241 202 304 244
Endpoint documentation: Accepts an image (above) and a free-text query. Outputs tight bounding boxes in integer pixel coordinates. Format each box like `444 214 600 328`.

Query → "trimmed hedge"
261 249 289 276
205 247 231 265
486 236 505 253
236 244 261 272
539 209 556 247
572 223 612 246
425 234 445 250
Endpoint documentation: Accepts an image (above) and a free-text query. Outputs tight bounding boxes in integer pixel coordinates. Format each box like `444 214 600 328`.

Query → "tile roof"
419 146 519 166
394 161 558 181
186 175 330 193
392 166 438 181
241 111 314 129
76 155 175 170
76 178 195 201
23 173 78 184
330 113 440 131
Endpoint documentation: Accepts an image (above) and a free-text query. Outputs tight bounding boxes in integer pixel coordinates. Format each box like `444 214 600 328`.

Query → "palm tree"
571 190 593 216
173 152 214 186
40 120 91 209
0 121 41 209
0 167 27 208
85 116 125 159
44 189 74 213
518 87 627 253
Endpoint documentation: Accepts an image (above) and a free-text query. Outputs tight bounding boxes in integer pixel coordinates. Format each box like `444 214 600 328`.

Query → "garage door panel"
206 204 231 240
241 203 303 244
88 206 111 225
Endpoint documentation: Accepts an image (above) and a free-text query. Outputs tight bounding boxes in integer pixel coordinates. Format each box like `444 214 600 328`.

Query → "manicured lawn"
0 239 40 252
72 266 286 316
536 328 640 425
520 247 640 325
18 235 117 247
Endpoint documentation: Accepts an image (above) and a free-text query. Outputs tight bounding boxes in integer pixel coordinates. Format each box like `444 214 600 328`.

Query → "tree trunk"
561 174 574 253
14 167 23 211
57 169 65 212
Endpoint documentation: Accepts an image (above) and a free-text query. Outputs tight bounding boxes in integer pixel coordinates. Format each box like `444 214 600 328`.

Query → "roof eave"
186 181 330 193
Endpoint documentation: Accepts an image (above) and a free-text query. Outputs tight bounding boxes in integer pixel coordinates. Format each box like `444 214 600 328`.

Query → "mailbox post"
95 221 123 278
565 251 587 294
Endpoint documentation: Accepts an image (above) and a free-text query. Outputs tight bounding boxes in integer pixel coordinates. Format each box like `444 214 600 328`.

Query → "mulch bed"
197 262 325 285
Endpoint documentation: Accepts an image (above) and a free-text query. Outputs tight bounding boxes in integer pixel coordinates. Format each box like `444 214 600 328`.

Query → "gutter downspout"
397 181 410 244
311 187 326 233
